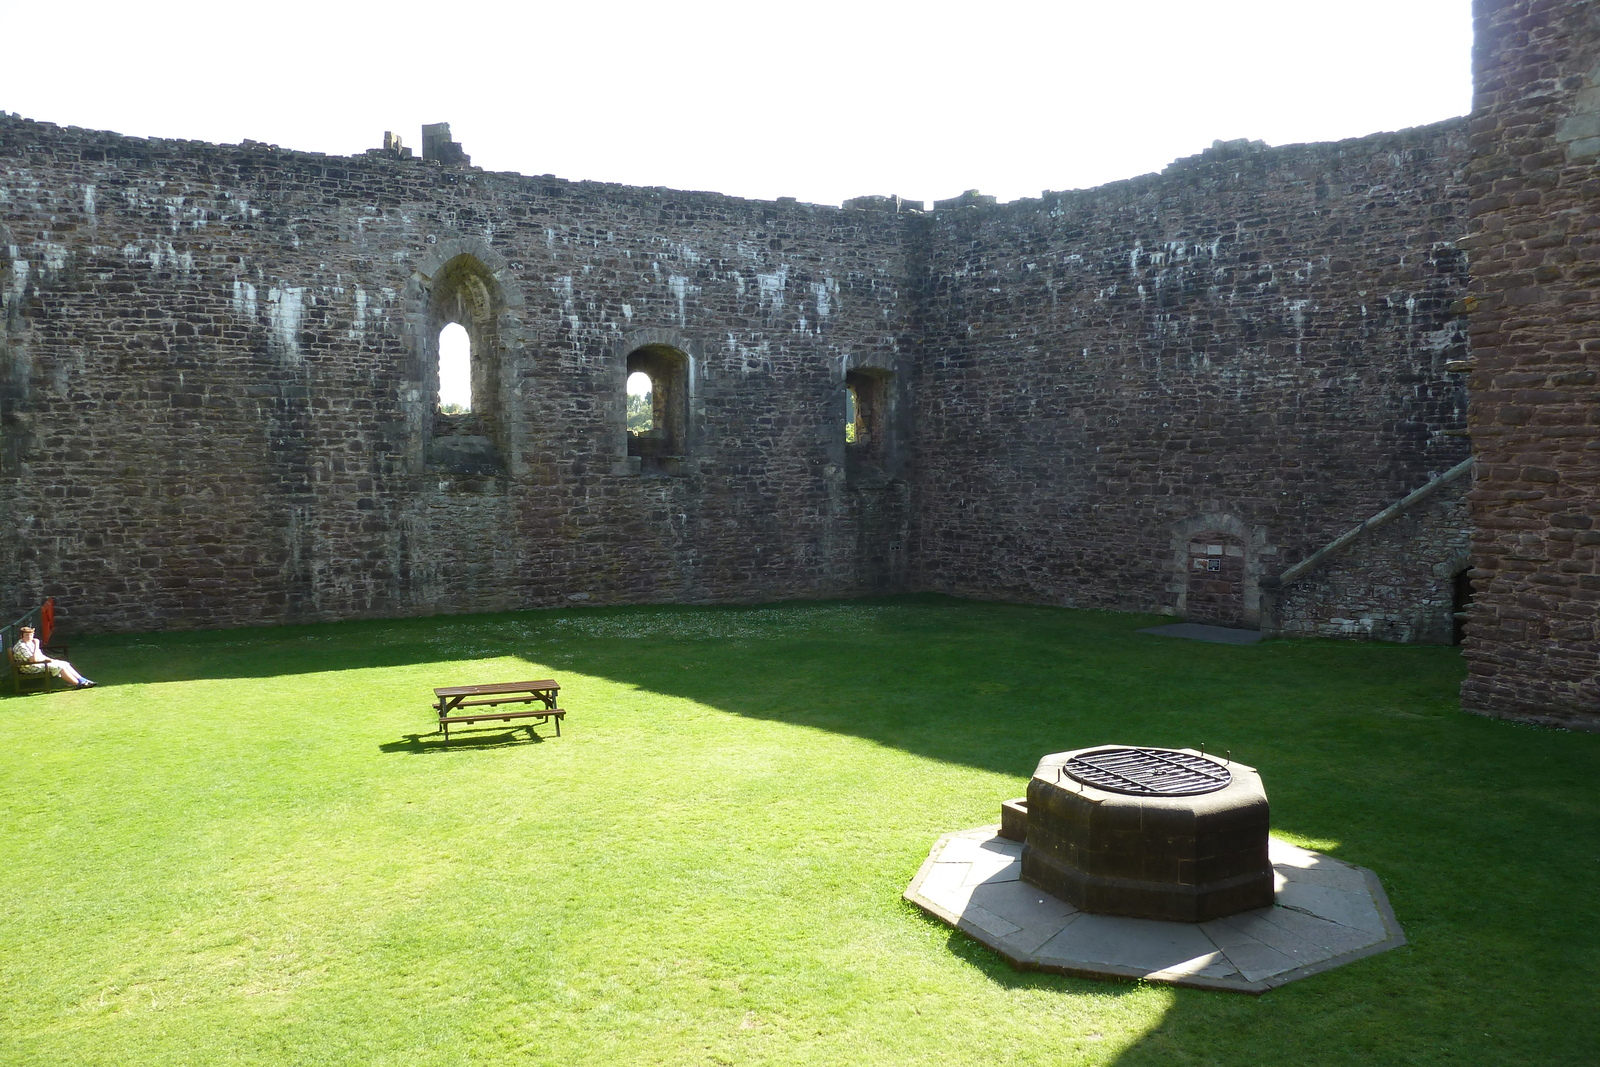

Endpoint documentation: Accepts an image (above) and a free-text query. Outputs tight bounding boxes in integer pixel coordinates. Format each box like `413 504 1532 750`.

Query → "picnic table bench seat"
433 679 564 740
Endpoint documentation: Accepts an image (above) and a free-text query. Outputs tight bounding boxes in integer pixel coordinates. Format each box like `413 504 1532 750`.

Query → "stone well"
1017 746 1274 923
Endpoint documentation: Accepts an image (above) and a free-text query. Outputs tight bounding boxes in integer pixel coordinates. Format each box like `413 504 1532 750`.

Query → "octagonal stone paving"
904 826 1405 994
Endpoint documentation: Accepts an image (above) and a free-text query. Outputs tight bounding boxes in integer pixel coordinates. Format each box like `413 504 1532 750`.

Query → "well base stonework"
1020 747 1274 923
906 827 1405 995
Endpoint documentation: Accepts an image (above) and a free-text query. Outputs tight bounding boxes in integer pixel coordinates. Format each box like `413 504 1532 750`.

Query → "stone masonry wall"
0 110 1481 659
1461 0 1600 729
1266 480 1472 644
0 115 914 632
910 125 1474 626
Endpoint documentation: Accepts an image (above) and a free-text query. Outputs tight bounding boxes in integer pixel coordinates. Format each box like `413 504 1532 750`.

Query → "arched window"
424 254 505 474
438 322 472 413
626 344 689 475
626 370 653 435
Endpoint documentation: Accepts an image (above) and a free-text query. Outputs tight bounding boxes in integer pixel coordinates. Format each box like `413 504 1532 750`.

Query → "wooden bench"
9 644 71 696
433 679 565 740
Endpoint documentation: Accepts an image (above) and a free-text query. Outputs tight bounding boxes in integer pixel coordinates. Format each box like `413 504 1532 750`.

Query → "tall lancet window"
438 322 472 413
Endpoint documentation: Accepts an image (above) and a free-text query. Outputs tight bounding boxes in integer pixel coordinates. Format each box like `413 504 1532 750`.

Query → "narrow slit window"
845 384 859 443
438 322 472 413
627 371 654 435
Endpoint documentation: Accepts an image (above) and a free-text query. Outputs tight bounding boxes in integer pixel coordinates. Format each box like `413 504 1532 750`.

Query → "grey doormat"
1138 623 1262 644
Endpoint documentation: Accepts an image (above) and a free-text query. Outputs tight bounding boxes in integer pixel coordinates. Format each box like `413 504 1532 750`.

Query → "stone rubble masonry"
909 124 1473 628
0 115 914 630
1266 481 1471 644
1461 0 1600 730
0 109 1483 699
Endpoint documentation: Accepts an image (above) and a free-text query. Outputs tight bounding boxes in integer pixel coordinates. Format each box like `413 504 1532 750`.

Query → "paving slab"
1137 622 1263 644
958 901 1022 940
1278 863 1373 893
905 826 1405 994
917 876 976 918
962 850 1023 886
1275 857 1373 894
1249 899 1385 955
996 913 1082 957
1198 920 1307 983
935 833 1022 865
969 879 1077 927
1040 913 1229 975
1268 839 1323 867
1276 880 1391 936
1206 908 1328 966
914 859 972 899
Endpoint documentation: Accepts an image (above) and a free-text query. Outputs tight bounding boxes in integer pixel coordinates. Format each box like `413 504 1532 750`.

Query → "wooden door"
1185 534 1246 627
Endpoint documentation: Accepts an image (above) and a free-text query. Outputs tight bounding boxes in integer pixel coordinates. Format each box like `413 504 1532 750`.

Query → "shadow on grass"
0 689 83 702
939 924 1144 997
53 596 1600 1063
378 728 547 754
47 595 1555 790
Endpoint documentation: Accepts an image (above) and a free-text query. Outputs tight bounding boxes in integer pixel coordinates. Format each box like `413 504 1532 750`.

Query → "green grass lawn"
1 596 1595 1066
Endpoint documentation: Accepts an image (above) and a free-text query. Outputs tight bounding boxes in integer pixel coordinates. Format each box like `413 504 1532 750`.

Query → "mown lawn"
1 596 1594 1066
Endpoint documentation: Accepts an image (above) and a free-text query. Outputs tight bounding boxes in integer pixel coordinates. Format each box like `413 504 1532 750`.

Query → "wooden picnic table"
433 679 564 740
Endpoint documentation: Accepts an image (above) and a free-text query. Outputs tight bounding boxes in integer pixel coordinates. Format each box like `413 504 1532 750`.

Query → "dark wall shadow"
54 594 1501 789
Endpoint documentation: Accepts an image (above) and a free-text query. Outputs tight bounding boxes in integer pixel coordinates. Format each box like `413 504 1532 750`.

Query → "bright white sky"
0 0 1472 208
438 323 471 410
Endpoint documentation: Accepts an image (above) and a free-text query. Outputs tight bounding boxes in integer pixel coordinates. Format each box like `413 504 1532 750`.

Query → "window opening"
438 322 472 413
423 254 505 476
844 369 890 483
627 371 654 435
625 344 689 475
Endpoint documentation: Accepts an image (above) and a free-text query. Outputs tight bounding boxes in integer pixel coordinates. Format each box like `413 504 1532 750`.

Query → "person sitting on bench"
11 626 94 687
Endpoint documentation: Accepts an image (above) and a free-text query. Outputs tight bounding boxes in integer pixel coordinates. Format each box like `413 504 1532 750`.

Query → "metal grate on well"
1062 747 1231 796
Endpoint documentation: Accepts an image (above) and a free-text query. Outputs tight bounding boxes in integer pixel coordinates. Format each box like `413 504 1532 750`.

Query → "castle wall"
0 111 1483 660
1461 0 1600 729
0 117 914 631
1265 481 1471 644
910 126 1474 624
